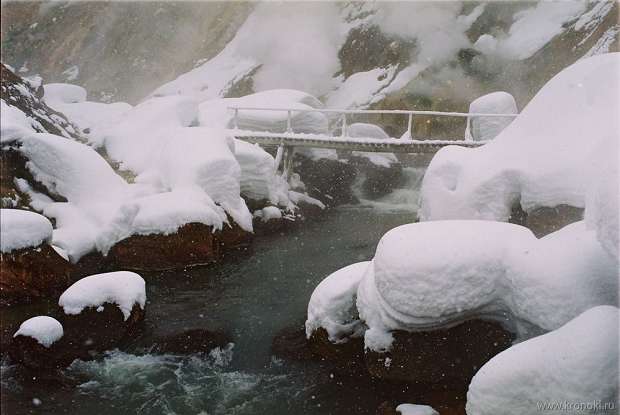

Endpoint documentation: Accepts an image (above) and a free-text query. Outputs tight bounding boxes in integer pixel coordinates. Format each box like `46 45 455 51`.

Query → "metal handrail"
227 106 519 141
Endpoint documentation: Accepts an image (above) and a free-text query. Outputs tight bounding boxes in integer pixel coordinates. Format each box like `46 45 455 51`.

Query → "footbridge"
229 107 517 177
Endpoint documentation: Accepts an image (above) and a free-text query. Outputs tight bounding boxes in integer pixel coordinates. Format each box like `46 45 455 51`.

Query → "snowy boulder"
306 261 370 343
356 220 617 351
466 306 619 415
420 53 620 222
348 123 399 168
0 209 52 253
13 316 63 348
58 271 146 352
464 91 517 142
9 316 72 370
198 89 328 134
0 209 72 306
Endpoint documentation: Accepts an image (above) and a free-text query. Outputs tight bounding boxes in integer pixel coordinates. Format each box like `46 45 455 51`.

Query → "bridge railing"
228 106 518 142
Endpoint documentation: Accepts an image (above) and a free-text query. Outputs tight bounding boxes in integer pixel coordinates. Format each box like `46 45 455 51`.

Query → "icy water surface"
2 207 417 415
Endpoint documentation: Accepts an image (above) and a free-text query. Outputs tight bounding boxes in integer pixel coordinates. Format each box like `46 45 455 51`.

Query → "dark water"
2 207 418 415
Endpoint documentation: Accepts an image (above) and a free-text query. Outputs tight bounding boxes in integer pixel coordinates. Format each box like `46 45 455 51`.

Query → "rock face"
104 222 252 271
364 320 514 387
0 244 72 306
295 155 359 206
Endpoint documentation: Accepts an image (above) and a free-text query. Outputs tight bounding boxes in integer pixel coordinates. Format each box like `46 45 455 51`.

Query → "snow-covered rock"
0 209 53 253
466 305 619 415
13 316 63 348
306 261 370 343
59 271 146 320
355 220 617 351
420 53 619 222
396 403 439 415
464 91 517 141
347 123 399 168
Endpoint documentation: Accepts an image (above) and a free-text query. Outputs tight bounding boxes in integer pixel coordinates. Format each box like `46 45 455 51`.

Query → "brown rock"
307 327 366 374
524 205 584 237
104 222 252 271
0 244 73 307
8 335 73 371
365 319 514 388
59 303 145 358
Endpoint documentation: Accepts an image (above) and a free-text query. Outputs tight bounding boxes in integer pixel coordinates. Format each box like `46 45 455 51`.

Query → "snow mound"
13 316 63 348
420 53 620 222
348 123 399 168
234 140 287 205
464 91 517 141
466 305 619 415
0 209 53 253
59 271 146 320
253 206 282 223
0 100 39 142
396 404 439 415
43 83 87 105
198 89 328 134
355 220 617 351
306 261 370 343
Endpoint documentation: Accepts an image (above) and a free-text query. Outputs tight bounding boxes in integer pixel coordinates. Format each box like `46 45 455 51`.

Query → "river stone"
364 320 514 388
306 327 366 374
59 303 145 358
153 329 231 355
104 222 251 271
294 154 358 206
524 205 584 237
350 156 404 199
0 244 73 307
8 335 75 371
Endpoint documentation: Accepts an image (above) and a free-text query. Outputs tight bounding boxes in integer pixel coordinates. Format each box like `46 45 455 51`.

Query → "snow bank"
59 271 146 320
348 123 399 168
0 100 40 142
253 206 282 223
306 261 370 343
466 305 619 415
98 95 199 172
43 84 132 140
420 53 620 222
198 89 328 134
42 83 87 105
355 220 617 351
396 404 439 415
464 92 517 141
0 209 53 253
13 316 63 348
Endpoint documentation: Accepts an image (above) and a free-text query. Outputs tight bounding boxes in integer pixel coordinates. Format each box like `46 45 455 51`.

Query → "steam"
232 2 345 97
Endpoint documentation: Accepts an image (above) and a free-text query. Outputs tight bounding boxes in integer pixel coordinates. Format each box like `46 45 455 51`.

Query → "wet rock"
307 327 366 374
350 156 404 199
0 244 73 307
9 335 74 371
294 154 358 206
524 205 584 237
365 320 514 388
153 328 231 355
272 324 318 361
377 401 399 415
59 303 145 358
103 222 252 271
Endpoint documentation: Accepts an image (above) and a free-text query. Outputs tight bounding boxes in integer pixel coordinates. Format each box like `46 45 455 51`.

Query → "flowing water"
1 199 422 414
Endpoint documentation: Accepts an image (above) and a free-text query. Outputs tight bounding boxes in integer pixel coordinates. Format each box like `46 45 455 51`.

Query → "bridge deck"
232 130 485 154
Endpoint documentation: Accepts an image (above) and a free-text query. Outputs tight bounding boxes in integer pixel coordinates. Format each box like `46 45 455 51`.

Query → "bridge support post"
275 145 295 182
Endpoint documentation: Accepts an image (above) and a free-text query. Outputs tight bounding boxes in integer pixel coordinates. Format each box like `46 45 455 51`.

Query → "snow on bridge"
229 106 518 176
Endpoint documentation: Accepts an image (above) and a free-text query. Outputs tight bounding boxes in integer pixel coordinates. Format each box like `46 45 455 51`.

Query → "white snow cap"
465 91 517 142
14 316 63 348
306 261 370 342
43 83 87 105
396 403 439 415
355 220 617 351
0 209 53 253
466 305 619 415
347 123 399 168
420 53 620 222
59 271 146 320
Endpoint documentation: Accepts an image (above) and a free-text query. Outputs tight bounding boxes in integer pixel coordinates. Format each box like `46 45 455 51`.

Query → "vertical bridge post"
407 113 413 140
233 108 239 129
340 113 347 138
286 110 292 133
